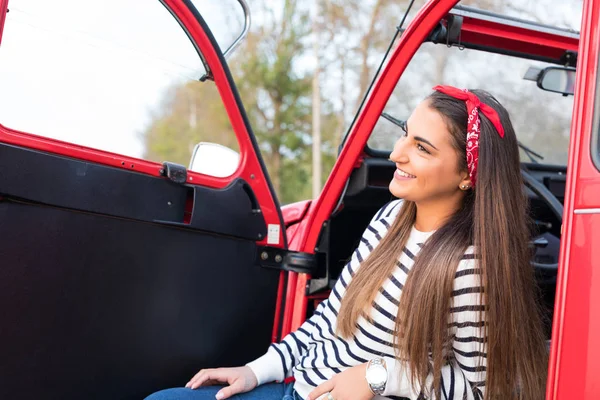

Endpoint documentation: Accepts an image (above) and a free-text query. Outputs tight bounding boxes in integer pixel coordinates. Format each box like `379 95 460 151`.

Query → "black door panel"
0 185 279 399
0 144 266 241
0 143 188 223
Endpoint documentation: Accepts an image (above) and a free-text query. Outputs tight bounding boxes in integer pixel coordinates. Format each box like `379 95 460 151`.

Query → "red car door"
0 0 7 46
548 0 600 398
0 1 288 399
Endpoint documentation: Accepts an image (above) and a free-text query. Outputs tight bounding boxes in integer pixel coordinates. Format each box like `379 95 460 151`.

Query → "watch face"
366 364 387 386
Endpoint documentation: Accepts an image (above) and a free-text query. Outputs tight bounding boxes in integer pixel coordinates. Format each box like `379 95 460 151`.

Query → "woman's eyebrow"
413 135 439 151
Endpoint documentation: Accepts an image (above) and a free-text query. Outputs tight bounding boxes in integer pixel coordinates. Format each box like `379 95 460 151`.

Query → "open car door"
548 0 600 397
0 1 287 398
0 0 7 46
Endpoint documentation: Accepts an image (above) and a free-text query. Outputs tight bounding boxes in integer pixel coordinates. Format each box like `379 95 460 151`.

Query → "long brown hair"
337 90 548 399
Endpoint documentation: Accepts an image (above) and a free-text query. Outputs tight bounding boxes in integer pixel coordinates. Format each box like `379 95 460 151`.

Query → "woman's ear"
459 173 472 191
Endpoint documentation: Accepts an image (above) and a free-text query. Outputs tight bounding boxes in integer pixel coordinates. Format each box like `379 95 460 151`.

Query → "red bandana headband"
432 85 505 187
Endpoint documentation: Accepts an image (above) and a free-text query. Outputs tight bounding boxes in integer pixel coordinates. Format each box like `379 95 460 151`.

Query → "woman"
146 86 548 400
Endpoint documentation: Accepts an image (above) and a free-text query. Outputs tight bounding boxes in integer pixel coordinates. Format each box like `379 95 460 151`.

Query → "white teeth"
397 169 415 178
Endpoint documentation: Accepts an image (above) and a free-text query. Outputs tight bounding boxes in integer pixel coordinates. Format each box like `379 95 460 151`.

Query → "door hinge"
257 246 317 274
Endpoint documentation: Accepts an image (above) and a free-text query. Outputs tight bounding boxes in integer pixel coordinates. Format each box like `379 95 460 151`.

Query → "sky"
0 0 243 160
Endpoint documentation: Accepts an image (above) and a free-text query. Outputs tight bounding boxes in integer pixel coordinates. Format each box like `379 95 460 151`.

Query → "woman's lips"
394 168 416 180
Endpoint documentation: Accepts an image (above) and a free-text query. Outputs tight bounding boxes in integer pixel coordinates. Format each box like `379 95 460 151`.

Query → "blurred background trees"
141 0 581 204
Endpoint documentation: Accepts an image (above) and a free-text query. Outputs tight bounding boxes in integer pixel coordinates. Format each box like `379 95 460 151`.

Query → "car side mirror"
189 142 240 178
525 66 576 96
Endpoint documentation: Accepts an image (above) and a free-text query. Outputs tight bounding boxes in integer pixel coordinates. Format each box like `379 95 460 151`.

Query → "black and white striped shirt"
247 200 486 399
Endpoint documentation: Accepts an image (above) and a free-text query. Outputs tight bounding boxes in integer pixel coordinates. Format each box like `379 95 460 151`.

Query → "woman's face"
388 99 470 205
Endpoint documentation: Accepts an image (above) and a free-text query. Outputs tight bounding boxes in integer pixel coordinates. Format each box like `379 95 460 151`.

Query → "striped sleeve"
246 199 403 385
246 299 327 385
383 254 487 399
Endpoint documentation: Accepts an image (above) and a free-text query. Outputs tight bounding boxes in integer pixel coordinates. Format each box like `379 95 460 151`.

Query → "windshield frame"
345 4 580 162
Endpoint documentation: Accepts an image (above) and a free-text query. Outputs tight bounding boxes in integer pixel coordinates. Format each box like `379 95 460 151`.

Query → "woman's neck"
414 197 462 232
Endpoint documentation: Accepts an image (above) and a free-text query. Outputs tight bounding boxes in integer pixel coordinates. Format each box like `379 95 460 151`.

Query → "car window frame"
592 53 600 171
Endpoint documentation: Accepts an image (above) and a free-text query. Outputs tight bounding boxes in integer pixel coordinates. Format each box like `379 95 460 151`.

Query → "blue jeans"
144 382 302 400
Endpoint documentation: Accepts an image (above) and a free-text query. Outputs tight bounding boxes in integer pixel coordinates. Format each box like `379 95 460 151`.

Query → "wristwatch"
365 358 388 395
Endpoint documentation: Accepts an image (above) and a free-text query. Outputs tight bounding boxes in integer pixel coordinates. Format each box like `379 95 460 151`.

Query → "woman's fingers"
214 380 244 400
200 379 221 387
307 378 335 400
185 369 204 388
184 366 257 397
187 368 230 390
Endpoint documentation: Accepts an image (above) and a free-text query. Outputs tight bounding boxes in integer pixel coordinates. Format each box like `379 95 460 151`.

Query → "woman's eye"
417 144 430 154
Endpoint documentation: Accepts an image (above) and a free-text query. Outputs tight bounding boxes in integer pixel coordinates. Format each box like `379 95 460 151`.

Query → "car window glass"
369 42 574 166
596 84 600 171
189 0 245 55
0 0 240 176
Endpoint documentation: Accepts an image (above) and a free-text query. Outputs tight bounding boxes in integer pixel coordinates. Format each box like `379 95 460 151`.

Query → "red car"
0 0 597 399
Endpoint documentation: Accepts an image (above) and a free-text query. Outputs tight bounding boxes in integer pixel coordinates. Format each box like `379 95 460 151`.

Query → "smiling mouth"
396 168 416 178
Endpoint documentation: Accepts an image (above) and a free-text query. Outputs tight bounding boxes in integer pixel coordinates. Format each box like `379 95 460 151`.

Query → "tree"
143 82 239 166
142 0 340 204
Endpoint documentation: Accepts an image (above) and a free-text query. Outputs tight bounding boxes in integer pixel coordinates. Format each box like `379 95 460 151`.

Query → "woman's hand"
185 366 258 399
307 363 374 400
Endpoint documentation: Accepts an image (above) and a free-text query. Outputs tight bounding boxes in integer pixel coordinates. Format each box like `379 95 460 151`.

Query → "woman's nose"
389 138 409 163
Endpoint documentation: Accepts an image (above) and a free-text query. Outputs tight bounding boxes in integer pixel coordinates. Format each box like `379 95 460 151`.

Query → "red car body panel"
0 0 7 46
458 15 579 56
547 0 600 397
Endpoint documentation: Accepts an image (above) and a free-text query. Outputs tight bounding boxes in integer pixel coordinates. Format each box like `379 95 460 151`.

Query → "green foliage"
143 82 239 166
141 0 338 205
